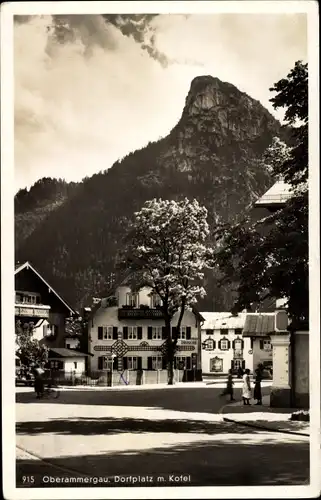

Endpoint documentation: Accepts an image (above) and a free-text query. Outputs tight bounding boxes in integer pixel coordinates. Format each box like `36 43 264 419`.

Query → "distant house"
88 285 203 383
15 261 92 376
242 313 274 374
201 312 251 375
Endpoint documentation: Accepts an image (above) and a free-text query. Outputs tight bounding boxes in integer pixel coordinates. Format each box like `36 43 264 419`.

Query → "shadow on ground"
16 435 310 488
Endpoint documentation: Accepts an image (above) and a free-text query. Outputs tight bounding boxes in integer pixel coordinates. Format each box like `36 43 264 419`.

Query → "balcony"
118 307 164 320
15 303 51 319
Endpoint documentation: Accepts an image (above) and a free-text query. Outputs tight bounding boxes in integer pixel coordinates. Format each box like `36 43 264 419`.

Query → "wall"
253 337 273 371
89 298 200 373
292 331 309 408
63 357 86 375
65 338 80 349
201 329 253 374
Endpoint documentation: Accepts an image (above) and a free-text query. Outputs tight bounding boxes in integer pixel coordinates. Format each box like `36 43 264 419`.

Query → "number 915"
22 476 35 484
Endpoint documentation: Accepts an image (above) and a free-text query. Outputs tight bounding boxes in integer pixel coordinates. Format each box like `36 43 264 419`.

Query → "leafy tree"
213 61 308 323
120 198 213 384
15 321 49 369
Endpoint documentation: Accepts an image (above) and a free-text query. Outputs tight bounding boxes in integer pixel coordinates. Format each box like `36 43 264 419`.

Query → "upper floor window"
150 293 162 308
260 339 272 351
16 291 40 305
126 292 139 308
233 338 243 350
235 328 243 336
206 329 214 336
203 338 215 351
219 338 230 351
172 326 191 339
220 328 228 335
152 326 162 339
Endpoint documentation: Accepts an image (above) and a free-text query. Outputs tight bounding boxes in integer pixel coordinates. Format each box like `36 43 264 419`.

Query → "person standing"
220 369 235 401
33 365 45 398
254 364 263 405
242 368 252 405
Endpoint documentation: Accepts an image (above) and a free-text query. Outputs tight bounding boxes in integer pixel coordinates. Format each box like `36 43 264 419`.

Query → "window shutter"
213 340 216 350
186 326 191 339
147 327 153 340
137 357 142 370
186 357 192 370
232 339 236 349
259 340 264 350
242 360 246 369
218 339 222 350
123 357 128 370
98 357 103 370
147 357 153 370
113 327 118 340
123 327 128 340
162 326 166 339
227 340 231 350
231 360 235 370
250 338 254 349
98 327 103 340
241 339 244 349
137 327 143 340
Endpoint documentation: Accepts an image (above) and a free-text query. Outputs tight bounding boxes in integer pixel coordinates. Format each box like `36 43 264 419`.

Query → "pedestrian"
220 369 235 401
242 368 251 405
254 364 263 405
33 366 45 398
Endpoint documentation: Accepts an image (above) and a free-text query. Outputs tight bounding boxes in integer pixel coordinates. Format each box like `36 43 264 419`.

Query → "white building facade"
201 312 253 375
88 286 202 375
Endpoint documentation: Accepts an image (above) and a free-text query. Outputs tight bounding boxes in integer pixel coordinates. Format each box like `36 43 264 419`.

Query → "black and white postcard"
1 1 320 499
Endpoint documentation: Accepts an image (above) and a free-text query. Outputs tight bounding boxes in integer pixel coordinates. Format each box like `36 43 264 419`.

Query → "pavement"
15 384 310 488
220 394 310 436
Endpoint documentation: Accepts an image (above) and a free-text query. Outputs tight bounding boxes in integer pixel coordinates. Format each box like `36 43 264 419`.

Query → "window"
98 326 118 340
123 326 142 340
150 293 161 308
219 338 230 351
233 338 243 350
203 338 215 350
123 356 142 370
148 356 163 370
235 328 243 336
74 362 77 369
66 343 71 349
98 356 117 370
152 326 162 339
220 329 228 335
206 329 214 336
260 339 272 351
210 357 223 372
50 360 63 370
126 292 139 307
172 326 191 339
175 356 192 370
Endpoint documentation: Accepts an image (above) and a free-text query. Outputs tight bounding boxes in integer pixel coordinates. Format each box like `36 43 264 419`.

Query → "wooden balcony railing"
15 303 51 319
118 308 164 320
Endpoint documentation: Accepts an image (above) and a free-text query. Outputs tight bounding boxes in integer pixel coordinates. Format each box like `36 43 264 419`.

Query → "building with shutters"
88 285 203 376
201 312 253 375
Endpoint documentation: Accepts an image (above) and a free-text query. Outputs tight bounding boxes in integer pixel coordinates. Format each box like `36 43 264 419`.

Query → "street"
16 383 309 488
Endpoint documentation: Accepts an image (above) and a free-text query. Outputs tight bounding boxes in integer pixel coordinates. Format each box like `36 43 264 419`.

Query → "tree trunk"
167 353 174 385
164 316 175 385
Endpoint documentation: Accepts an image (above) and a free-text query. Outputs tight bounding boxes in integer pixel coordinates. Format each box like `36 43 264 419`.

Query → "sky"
14 12 307 192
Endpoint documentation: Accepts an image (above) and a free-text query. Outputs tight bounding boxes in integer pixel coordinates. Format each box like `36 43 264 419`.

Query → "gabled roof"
48 347 92 358
242 313 276 337
255 181 292 207
15 261 76 315
201 312 247 330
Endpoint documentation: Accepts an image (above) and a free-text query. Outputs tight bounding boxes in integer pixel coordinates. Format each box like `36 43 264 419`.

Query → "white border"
1 1 320 499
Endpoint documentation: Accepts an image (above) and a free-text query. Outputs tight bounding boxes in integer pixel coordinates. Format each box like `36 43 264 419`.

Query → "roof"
15 261 76 316
242 313 276 337
48 347 92 358
201 312 247 330
255 181 292 207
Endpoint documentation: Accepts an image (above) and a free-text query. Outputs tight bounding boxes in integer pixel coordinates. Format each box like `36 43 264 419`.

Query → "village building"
251 182 309 408
201 312 253 375
15 261 91 378
88 285 203 384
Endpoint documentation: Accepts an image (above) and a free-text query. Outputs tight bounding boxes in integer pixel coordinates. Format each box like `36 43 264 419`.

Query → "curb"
221 416 310 437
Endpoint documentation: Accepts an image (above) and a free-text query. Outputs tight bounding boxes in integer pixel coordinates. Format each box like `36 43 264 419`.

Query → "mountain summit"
15 75 282 310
